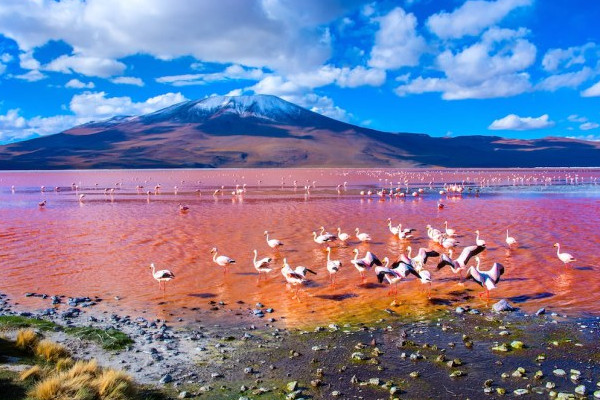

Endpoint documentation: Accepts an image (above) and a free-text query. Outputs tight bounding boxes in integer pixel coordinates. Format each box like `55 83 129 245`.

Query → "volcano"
0 94 599 169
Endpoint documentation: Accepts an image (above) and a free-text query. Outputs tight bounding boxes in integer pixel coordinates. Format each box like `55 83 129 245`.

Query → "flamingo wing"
364 251 382 267
457 245 485 266
488 262 505 284
436 254 454 270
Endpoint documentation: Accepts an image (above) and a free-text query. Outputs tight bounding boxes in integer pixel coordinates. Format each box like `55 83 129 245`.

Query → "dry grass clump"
25 358 137 400
15 328 40 351
34 339 69 362
19 364 47 381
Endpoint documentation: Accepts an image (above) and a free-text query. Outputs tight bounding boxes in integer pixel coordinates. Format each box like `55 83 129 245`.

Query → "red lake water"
1 168 599 327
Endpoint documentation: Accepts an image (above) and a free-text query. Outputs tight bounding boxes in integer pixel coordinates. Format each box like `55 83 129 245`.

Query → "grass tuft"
19 365 47 381
15 329 40 352
0 316 57 331
34 340 69 362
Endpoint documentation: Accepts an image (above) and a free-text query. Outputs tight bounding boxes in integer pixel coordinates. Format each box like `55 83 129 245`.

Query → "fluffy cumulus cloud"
427 0 532 39
69 92 187 120
0 92 187 144
581 81 600 97
536 67 592 92
0 0 362 75
65 78 95 89
368 7 426 69
488 114 555 130
13 70 47 82
542 42 595 72
580 122 599 131
396 27 536 99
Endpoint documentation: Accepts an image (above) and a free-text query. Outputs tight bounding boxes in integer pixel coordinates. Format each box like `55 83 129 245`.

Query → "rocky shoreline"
1 290 600 399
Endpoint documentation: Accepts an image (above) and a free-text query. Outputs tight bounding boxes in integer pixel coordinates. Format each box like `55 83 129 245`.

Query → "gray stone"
513 388 529 396
455 306 466 314
159 374 173 384
535 307 546 315
553 369 566 377
492 299 515 312
575 385 587 395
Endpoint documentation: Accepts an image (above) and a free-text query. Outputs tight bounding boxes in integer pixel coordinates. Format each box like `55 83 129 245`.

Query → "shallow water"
0 168 599 327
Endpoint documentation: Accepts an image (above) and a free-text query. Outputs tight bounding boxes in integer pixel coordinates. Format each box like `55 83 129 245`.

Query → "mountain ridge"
0 94 599 169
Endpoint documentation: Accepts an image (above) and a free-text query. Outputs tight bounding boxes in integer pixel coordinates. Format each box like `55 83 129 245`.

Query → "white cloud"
396 27 536 99
568 114 587 123
0 64 5 75
542 42 595 72
65 78 95 89
0 53 12 63
0 0 359 74
0 91 188 144
488 114 555 130
536 67 592 92
580 122 599 131
427 0 532 39
19 51 40 70
581 81 600 97
13 70 47 82
70 91 187 120
288 65 385 88
157 65 265 86
110 76 144 86
0 109 78 143
44 55 126 78
368 7 426 69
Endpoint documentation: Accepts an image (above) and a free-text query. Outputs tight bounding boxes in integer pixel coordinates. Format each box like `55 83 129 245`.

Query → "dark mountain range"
0 94 598 169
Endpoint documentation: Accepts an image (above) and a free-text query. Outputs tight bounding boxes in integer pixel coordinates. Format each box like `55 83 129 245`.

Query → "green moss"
64 326 133 351
0 316 58 331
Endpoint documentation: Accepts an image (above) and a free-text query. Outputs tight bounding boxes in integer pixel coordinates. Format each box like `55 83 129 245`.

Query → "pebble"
351 352 368 361
286 381 298 392
553 369 566 377
178 391 189 399
594 390 600 398
492 299 515 312
513 388 529 396
331 391 341 397
159 374 173 384
510 340 524 349
455 306 466 314
575 385 587 395
536 307 546 316
492 343 509 352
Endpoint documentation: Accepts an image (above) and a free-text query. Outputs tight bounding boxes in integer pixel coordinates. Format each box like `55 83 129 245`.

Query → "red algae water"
1 168 599 327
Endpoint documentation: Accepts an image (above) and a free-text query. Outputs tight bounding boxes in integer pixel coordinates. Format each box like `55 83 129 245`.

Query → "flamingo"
475 230 486 247
465 257 505 301
410 248 440 272
149 263 175 290
553 243 575 266
264 231 284 248
436 245 486 280
375 258 403 295
355 228 372 242
281 258 316 298
210 247 235 272
326 247 342 285
38 200 47 208
319 226 337 241
313 231 335 244
351 249 382 281
444 221 456 236
337 227 350 243
179 204 189 212
505 230 517 247
253 249 272 276
386 218 400 235
78 194 85 202
397 224 416 240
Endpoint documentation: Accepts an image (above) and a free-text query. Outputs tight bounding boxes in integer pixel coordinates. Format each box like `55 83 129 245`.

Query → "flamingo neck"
407 247 412 258
265 233 269 241
212 251 218 262
253 250 257 264
476 231 480 240
320 227 325 235
556 244 560 255
383 259 389 268
353 251 359 261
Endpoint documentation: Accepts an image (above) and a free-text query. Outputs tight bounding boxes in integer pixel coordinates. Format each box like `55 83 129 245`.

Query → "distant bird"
553 243 576 266
210 247 235 271
505 229 517 247
351 249 382 281
437 202 445 209
38 200 46 208
326 246 342 285
337 227 350 243
355 228 372 242
397 224 416 240
436 245 486 280
179 204 189 212
264 231 284 248
475 230 486 247
252 249 272 276
78 194 85 202
149 263 175 290
465 257 505 301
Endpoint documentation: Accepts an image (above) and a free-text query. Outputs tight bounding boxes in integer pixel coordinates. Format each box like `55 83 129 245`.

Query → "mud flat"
1 290 599 399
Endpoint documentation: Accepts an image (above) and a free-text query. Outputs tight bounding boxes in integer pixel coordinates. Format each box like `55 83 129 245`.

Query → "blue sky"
0 0 599 144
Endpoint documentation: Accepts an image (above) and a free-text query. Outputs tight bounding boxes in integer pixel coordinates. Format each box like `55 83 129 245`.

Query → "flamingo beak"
306 269 317 275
